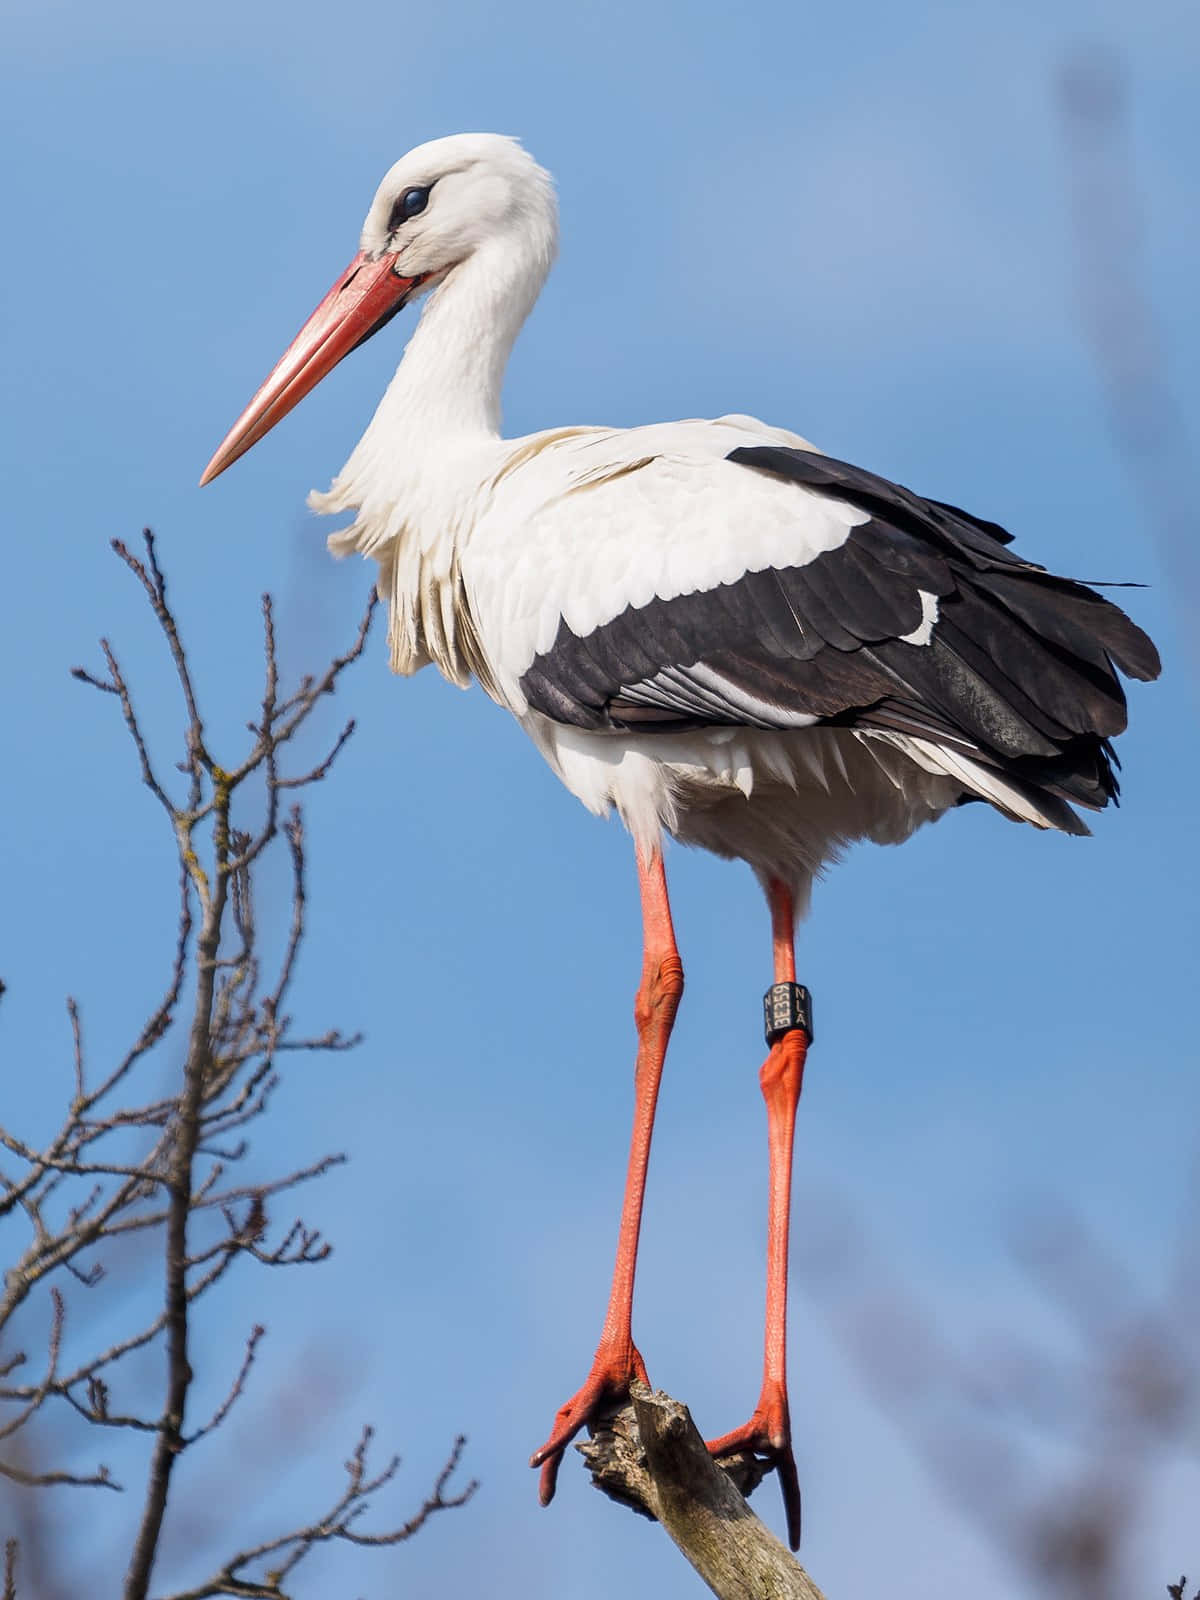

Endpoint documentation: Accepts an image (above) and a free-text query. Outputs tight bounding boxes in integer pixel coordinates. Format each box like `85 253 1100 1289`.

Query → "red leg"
707 876 808 1550
530 843 683 1506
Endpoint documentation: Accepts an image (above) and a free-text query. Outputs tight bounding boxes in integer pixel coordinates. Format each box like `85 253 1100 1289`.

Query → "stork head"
200 133 557 485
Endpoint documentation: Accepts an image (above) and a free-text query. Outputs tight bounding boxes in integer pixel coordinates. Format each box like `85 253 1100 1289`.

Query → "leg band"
763 982 813 1046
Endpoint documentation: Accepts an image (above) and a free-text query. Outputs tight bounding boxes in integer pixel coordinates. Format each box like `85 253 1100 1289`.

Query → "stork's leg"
530 844 683 1506
707 876 809 1551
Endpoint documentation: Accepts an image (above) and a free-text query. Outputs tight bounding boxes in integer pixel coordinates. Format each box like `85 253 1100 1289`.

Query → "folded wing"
519 444 1160 824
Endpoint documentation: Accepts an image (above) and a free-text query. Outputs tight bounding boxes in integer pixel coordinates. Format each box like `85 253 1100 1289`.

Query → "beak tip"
198 451 229 488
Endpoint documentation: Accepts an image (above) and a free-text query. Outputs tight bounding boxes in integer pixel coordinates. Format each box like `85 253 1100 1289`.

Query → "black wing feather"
519 445 1160 819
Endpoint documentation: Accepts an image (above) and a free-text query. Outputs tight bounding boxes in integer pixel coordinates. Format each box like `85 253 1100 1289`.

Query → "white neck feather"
311 224 554 685
313 226 552 520
380 235 547 442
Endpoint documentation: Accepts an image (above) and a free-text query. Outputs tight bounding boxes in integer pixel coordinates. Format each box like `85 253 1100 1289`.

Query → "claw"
537 1445 563 1507
708 1399 802 1550
530 1342 648 1504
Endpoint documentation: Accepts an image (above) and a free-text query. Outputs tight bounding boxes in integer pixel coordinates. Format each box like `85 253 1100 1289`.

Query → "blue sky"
1 0 1197 1594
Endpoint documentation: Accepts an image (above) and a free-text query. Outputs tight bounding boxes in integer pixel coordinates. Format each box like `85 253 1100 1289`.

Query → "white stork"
201 133 1160 1548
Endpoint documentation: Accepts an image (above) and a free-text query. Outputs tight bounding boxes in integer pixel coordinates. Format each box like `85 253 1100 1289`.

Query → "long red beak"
199 251 421 486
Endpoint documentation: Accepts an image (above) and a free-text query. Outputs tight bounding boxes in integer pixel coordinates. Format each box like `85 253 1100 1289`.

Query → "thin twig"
184 1325 266 1446
158 1428 477 1600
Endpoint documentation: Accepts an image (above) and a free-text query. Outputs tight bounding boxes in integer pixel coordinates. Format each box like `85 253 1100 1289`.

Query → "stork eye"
389 186 431 231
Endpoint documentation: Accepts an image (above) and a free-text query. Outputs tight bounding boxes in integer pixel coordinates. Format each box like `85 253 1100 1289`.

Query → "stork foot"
707 1389 802 1550
530 1339 650 1506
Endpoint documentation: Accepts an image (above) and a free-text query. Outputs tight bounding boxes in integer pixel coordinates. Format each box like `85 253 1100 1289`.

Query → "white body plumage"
317 406 967 900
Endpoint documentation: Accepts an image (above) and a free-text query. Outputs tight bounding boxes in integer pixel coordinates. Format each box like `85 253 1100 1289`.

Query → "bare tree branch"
0 534 471 1597
182 1326 265 1446
156 1428 477 1600
579 1386 826 1600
